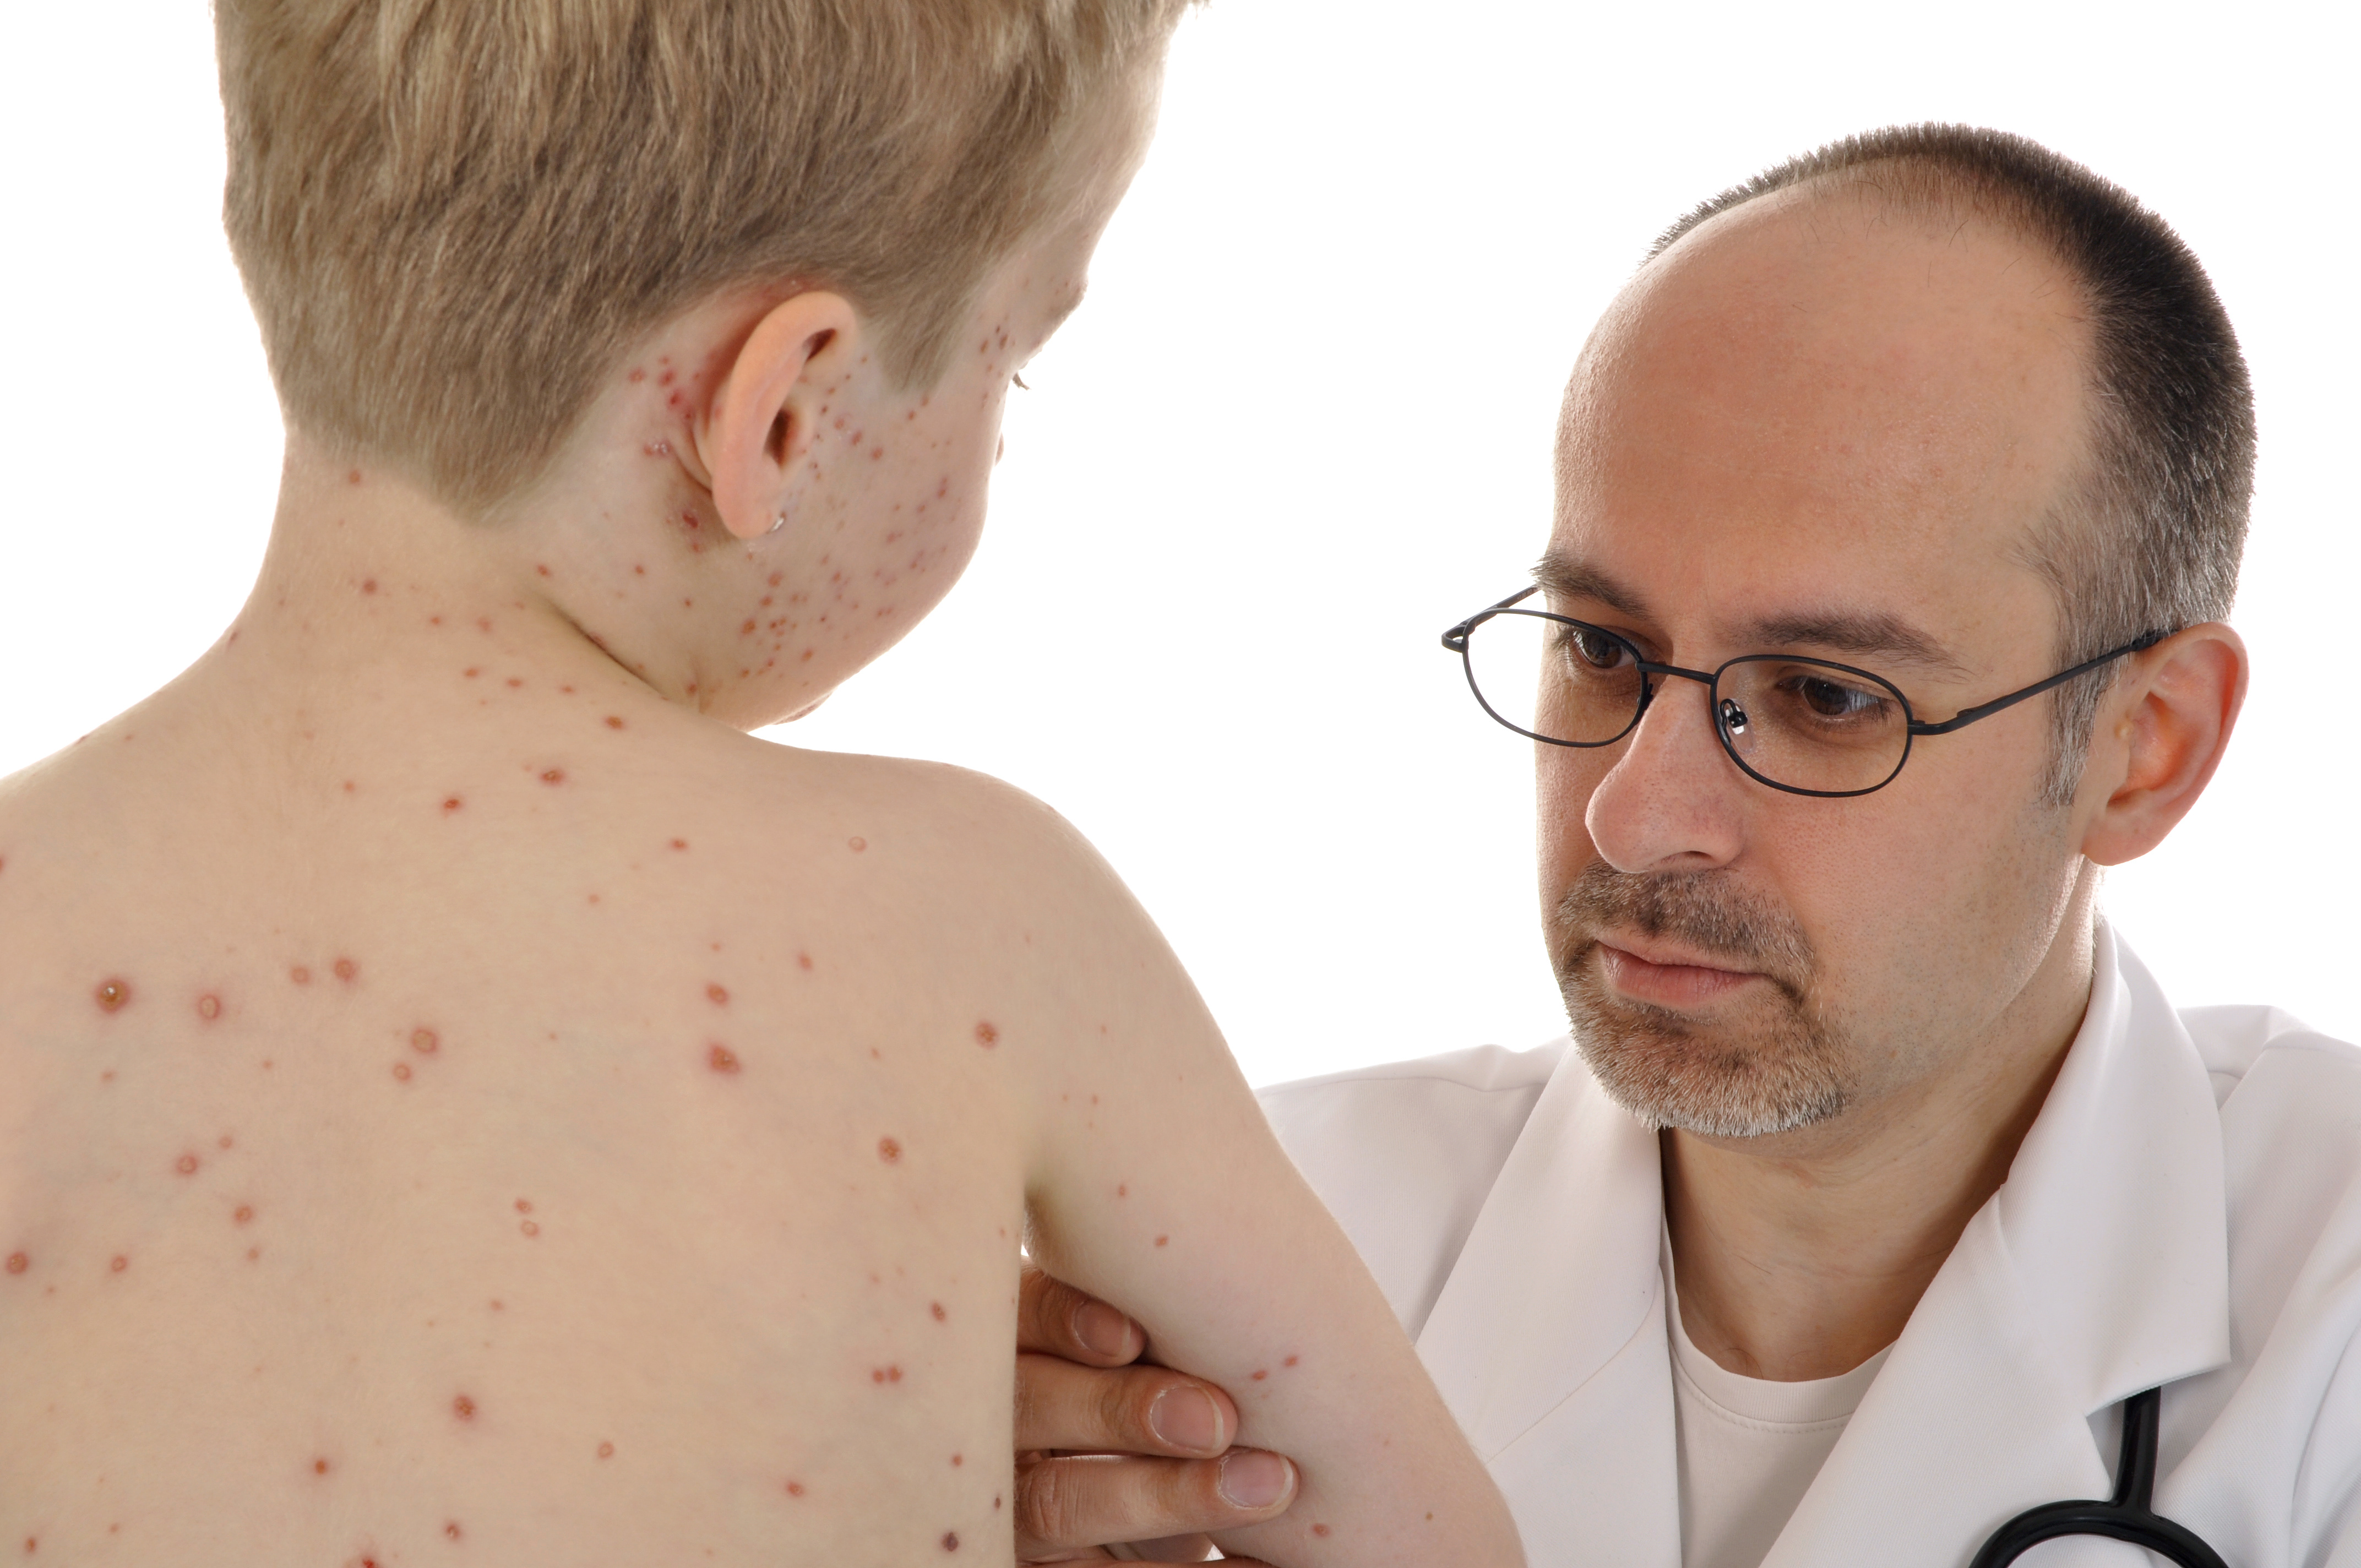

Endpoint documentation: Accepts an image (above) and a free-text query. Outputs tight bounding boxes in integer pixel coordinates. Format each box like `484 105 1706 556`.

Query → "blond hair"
218 0 1189 513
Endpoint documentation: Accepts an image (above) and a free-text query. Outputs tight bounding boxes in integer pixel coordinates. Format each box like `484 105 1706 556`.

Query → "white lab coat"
1260 928 2361 1566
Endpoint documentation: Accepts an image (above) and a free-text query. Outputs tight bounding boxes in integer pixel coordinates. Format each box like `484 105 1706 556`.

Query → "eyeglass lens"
1464 609 1913 795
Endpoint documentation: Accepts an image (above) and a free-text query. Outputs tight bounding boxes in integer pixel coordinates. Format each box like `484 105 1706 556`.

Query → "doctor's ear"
695 291 865 542
2078 623 2247 867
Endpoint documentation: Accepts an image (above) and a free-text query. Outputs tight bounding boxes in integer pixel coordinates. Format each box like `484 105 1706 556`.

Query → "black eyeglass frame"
1441 584 2170 799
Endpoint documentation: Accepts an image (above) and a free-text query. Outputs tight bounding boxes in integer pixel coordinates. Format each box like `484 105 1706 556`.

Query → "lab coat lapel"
1416 1037 1680 1565
1763 928 2232 1568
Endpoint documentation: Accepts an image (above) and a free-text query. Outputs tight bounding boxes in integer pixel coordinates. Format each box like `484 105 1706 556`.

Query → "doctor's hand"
1015 1266 1296 1564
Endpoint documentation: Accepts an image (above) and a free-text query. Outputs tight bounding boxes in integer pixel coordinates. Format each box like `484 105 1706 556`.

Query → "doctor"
1007 126 2361 1566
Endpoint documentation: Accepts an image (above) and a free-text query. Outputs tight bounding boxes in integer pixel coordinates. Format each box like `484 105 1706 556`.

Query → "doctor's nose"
1579 678 1749 875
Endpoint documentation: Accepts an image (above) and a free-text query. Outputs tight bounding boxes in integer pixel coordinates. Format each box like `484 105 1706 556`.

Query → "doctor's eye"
1564 624 1634 671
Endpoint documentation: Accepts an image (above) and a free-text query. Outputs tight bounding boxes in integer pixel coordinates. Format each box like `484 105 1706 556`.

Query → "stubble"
1553 860 1855 1137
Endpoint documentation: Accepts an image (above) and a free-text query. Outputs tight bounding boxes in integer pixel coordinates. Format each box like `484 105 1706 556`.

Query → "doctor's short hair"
1648 124 2255 807
216 0 1189 515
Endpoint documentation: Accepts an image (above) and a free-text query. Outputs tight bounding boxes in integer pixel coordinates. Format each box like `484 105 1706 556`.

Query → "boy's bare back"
0 3 1524 1562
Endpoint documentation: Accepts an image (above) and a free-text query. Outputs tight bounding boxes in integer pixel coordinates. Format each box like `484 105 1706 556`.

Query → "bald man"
1005 126 2361 1568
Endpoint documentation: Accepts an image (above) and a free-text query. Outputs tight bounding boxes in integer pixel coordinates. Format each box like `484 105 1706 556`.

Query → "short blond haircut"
218 0 1189 513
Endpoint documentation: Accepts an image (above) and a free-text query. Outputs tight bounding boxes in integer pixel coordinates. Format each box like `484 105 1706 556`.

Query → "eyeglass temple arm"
1908 630 2171 737
1441 584 1544 653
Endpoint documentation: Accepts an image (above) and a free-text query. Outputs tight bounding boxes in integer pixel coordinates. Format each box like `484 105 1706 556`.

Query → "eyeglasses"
1441 585 2167 799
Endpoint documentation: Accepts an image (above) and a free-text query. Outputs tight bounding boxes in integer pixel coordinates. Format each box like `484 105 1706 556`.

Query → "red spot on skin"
707 983 729 1006
741 619 757 635
605 715 625 729
313 1458 329 1475
871 447 884 460
951 1453 962 1466
219 1135 233 1150
1284 1354 1299 1366
443 798 464 813
931 1302 946 1321
290 966 311 986
659 370 675 386
198 994 222 1020
1312 1523 1331 1538
597 1441 615 1458
464 667 481 679
877 1136 901 1163
800 648 815 662
975 1021 998 1047
177 1154 199 1176
941 1532 960 1552
4 1254 24 1274
785 1480 806 1497
849 836 867 853
1155 1235 1168 1247
671 838 689 851
709 1044 742 1074
1252 1369 1268 1381
680 510 700 531
453 1394 476 1420
628 368 645 383
94 978 132 1012
507 677 524 689
445 1523 463 1541
768 572 784 587
520 1220 540 1237
1117 1185 1128 1198
535 563 552 578
541 769 565 785
872 1365 904 1384
110 1256 128 1272
392 1063 412 1081
334 957 358 983
235 1206 254 1225
346 469 362 485
412 1028 439 1054
361 579 378 595
515 1199 533 1214
798 952 814 971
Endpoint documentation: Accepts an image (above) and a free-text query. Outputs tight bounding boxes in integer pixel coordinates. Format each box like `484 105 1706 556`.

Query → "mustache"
1552 862 1815 997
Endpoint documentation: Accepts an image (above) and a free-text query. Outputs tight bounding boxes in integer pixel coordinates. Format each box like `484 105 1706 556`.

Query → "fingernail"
1217 1449 1293 1510
1147 1385 1223 1453
1073 1299 1134 1358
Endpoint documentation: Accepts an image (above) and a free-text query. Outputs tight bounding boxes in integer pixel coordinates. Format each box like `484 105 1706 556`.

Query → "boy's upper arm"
952 777 1523 1564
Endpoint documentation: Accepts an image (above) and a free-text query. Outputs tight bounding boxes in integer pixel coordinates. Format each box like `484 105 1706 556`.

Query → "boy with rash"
0 3 1523 1564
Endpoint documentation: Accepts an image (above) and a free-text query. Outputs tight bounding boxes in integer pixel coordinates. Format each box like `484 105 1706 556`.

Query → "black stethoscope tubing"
1968 1386 2228 1567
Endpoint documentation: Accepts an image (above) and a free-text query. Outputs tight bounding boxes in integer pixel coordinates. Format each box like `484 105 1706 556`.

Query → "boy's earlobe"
701 291 863 541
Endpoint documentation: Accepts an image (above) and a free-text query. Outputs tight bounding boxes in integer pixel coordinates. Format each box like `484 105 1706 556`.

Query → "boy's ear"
2079 622 2248 867
699 291 863 541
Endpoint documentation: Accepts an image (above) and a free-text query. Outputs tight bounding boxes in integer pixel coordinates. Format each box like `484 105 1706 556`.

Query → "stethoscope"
1969 1386 2228 1567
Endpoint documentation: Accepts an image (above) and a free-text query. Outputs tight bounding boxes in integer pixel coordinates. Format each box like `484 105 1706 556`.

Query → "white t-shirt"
1663 1232 1891 1568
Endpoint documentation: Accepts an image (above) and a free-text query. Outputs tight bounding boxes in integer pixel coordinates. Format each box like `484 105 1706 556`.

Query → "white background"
3 2 2354 1086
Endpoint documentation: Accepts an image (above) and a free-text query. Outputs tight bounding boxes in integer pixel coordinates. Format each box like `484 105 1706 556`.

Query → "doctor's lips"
1590 930 1768 1009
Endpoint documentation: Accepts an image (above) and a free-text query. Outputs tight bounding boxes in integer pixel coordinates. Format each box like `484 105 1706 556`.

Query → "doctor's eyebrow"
1736 610 1970 676
1532 549 1651 620
1534 547 1969 676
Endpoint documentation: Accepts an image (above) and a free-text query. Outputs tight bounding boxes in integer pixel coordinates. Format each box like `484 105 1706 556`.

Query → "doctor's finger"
1017 1352 1241 1456
1013 1450 1298 1559
1019 1265 1146 1365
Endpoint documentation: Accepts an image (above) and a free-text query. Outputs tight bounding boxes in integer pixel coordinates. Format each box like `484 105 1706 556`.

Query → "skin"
1015 176 2246 1543
0 71 1524 1567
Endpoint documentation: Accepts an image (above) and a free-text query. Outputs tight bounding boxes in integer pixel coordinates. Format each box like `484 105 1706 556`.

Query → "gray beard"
1553 861 1854 1137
